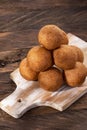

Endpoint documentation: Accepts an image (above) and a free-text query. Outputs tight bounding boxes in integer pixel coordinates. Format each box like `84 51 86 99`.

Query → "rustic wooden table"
0 0 87 130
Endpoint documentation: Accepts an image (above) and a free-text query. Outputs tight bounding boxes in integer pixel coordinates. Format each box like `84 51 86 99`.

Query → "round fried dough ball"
38 25 68 50
64 62 87 87
53 45 77 70
70 45 84 62
38 67 64 91
27 46 53 72
19 58 38 80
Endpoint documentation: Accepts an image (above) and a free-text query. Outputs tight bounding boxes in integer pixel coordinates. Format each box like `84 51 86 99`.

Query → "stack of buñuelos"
19 25 87 91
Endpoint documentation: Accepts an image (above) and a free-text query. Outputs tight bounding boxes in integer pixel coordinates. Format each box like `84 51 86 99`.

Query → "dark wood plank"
0 0 87 130
0 0 87 9
0 2 86 51
0 108 87 130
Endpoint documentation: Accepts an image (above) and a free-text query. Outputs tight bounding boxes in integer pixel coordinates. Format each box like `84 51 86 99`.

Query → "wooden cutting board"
0 33 87 118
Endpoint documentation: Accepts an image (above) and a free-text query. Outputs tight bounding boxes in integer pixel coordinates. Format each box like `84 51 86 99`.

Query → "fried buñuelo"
64 62 87 87
70 45 84 62
38 25 68 50
38 67 64 91
53 45 77 70
19 58 38 80
27 46 53 72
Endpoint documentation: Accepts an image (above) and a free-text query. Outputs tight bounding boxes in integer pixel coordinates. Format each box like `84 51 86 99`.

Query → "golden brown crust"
19 25 86 89
60 30 69 45
64 62 87 87
38 67 64 91
70 45 84 62
53 45 77 70
27 46 53 72
19 58 38 80
38 25 68 50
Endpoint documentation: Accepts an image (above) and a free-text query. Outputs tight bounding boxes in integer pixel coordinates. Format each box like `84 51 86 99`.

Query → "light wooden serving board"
0 33 87 118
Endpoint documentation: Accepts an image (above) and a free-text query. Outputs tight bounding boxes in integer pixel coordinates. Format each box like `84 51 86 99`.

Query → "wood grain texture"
0 0 87 130
0 1 87 51
0 34 87 119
